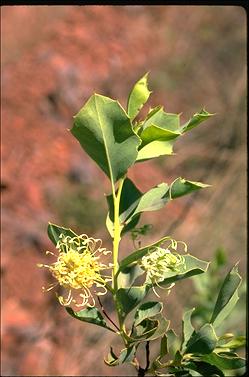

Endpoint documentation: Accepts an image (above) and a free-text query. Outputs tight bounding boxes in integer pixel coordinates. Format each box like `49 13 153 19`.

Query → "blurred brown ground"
1 5 246 376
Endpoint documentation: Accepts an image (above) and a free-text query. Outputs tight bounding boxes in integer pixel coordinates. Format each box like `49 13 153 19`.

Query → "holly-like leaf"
71 94 141 184
105 345 136 366
169 177 211 199
137 139 175 161
106 178 169 236
104 347 119 366
145 316 170 341
47 222 77 246
185 323 218 355
210 264 242 329
218 335 246 350
152 255 210 287
134 301 163 327
181 308 195 352
119 236 172 269
199 352 246 370
127 72 152 120
136 106 180 161
117 264 144 288
184 361 224 377
132 318 158 340
181 109 214 133
66 307 116 332
116 285 149 319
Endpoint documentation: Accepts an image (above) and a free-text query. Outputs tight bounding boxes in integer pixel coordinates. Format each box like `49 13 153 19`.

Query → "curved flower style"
140 238 187 296
38 233 112 308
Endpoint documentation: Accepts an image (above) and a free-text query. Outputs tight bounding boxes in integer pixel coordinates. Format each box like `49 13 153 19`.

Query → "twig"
137 341 150 377
145 341 150 371
97 296 120 332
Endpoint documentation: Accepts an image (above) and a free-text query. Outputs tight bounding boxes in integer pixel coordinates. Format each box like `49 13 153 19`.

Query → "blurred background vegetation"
1 5 246 376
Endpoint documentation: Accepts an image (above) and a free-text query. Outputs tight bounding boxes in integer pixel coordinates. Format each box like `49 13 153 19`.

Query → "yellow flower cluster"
38 233 112 308
140 238 187 296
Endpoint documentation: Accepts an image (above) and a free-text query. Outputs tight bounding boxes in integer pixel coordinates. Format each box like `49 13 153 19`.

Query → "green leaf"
159 334 168 359
127 72 151 120
137 139 175 161
199 352 246 370
157 255 210 287
169 177 211 199
181 308 195 352
104 347 119 366
132 182 169 216
119 236 172 269
66 307 115 332
119 345 136 364
184 361 224 377
104 345 136 366
139 124 181 145
219 335 246 350
47 222 77 246
71 94 141 184
132 318 158 339
141 106 180 132
167 329 181 359
185 324 218 355
210 264 242 328
181 109 214 133
106 178 169 236
117 264 144 288
146 316 170 341
134 301 163 326
106 177 142 236
136 106 180 161
116 285 149 319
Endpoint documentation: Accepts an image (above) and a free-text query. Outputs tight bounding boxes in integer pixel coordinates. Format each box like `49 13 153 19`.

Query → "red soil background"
1 5 246 376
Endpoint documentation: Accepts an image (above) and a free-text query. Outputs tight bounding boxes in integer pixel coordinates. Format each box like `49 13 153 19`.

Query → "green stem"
112 176 125 290
111 176 129 344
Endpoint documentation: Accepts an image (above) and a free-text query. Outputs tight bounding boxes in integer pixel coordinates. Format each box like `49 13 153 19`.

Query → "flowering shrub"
39 73 245 376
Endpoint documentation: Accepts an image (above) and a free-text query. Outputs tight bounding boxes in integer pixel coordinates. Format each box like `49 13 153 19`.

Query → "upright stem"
112 176 125 290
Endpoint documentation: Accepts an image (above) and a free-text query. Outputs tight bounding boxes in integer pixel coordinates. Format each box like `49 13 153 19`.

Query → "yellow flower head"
38 233 112 308
140 238 187 296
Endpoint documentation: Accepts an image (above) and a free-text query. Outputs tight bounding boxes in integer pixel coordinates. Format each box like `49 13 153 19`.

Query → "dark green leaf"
117 264 144 288
127 72 151 120
132 318 158 339
159 335 168 359
199 352 246 370
185 324 218 355
158 255 210 287
169 178 210 199
116 285 149 319
71 94 141 184
134 301 163 326
210 264 242 328
66 307 115 332
47 222 77 246
106 177 142 236
184 360 224 377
